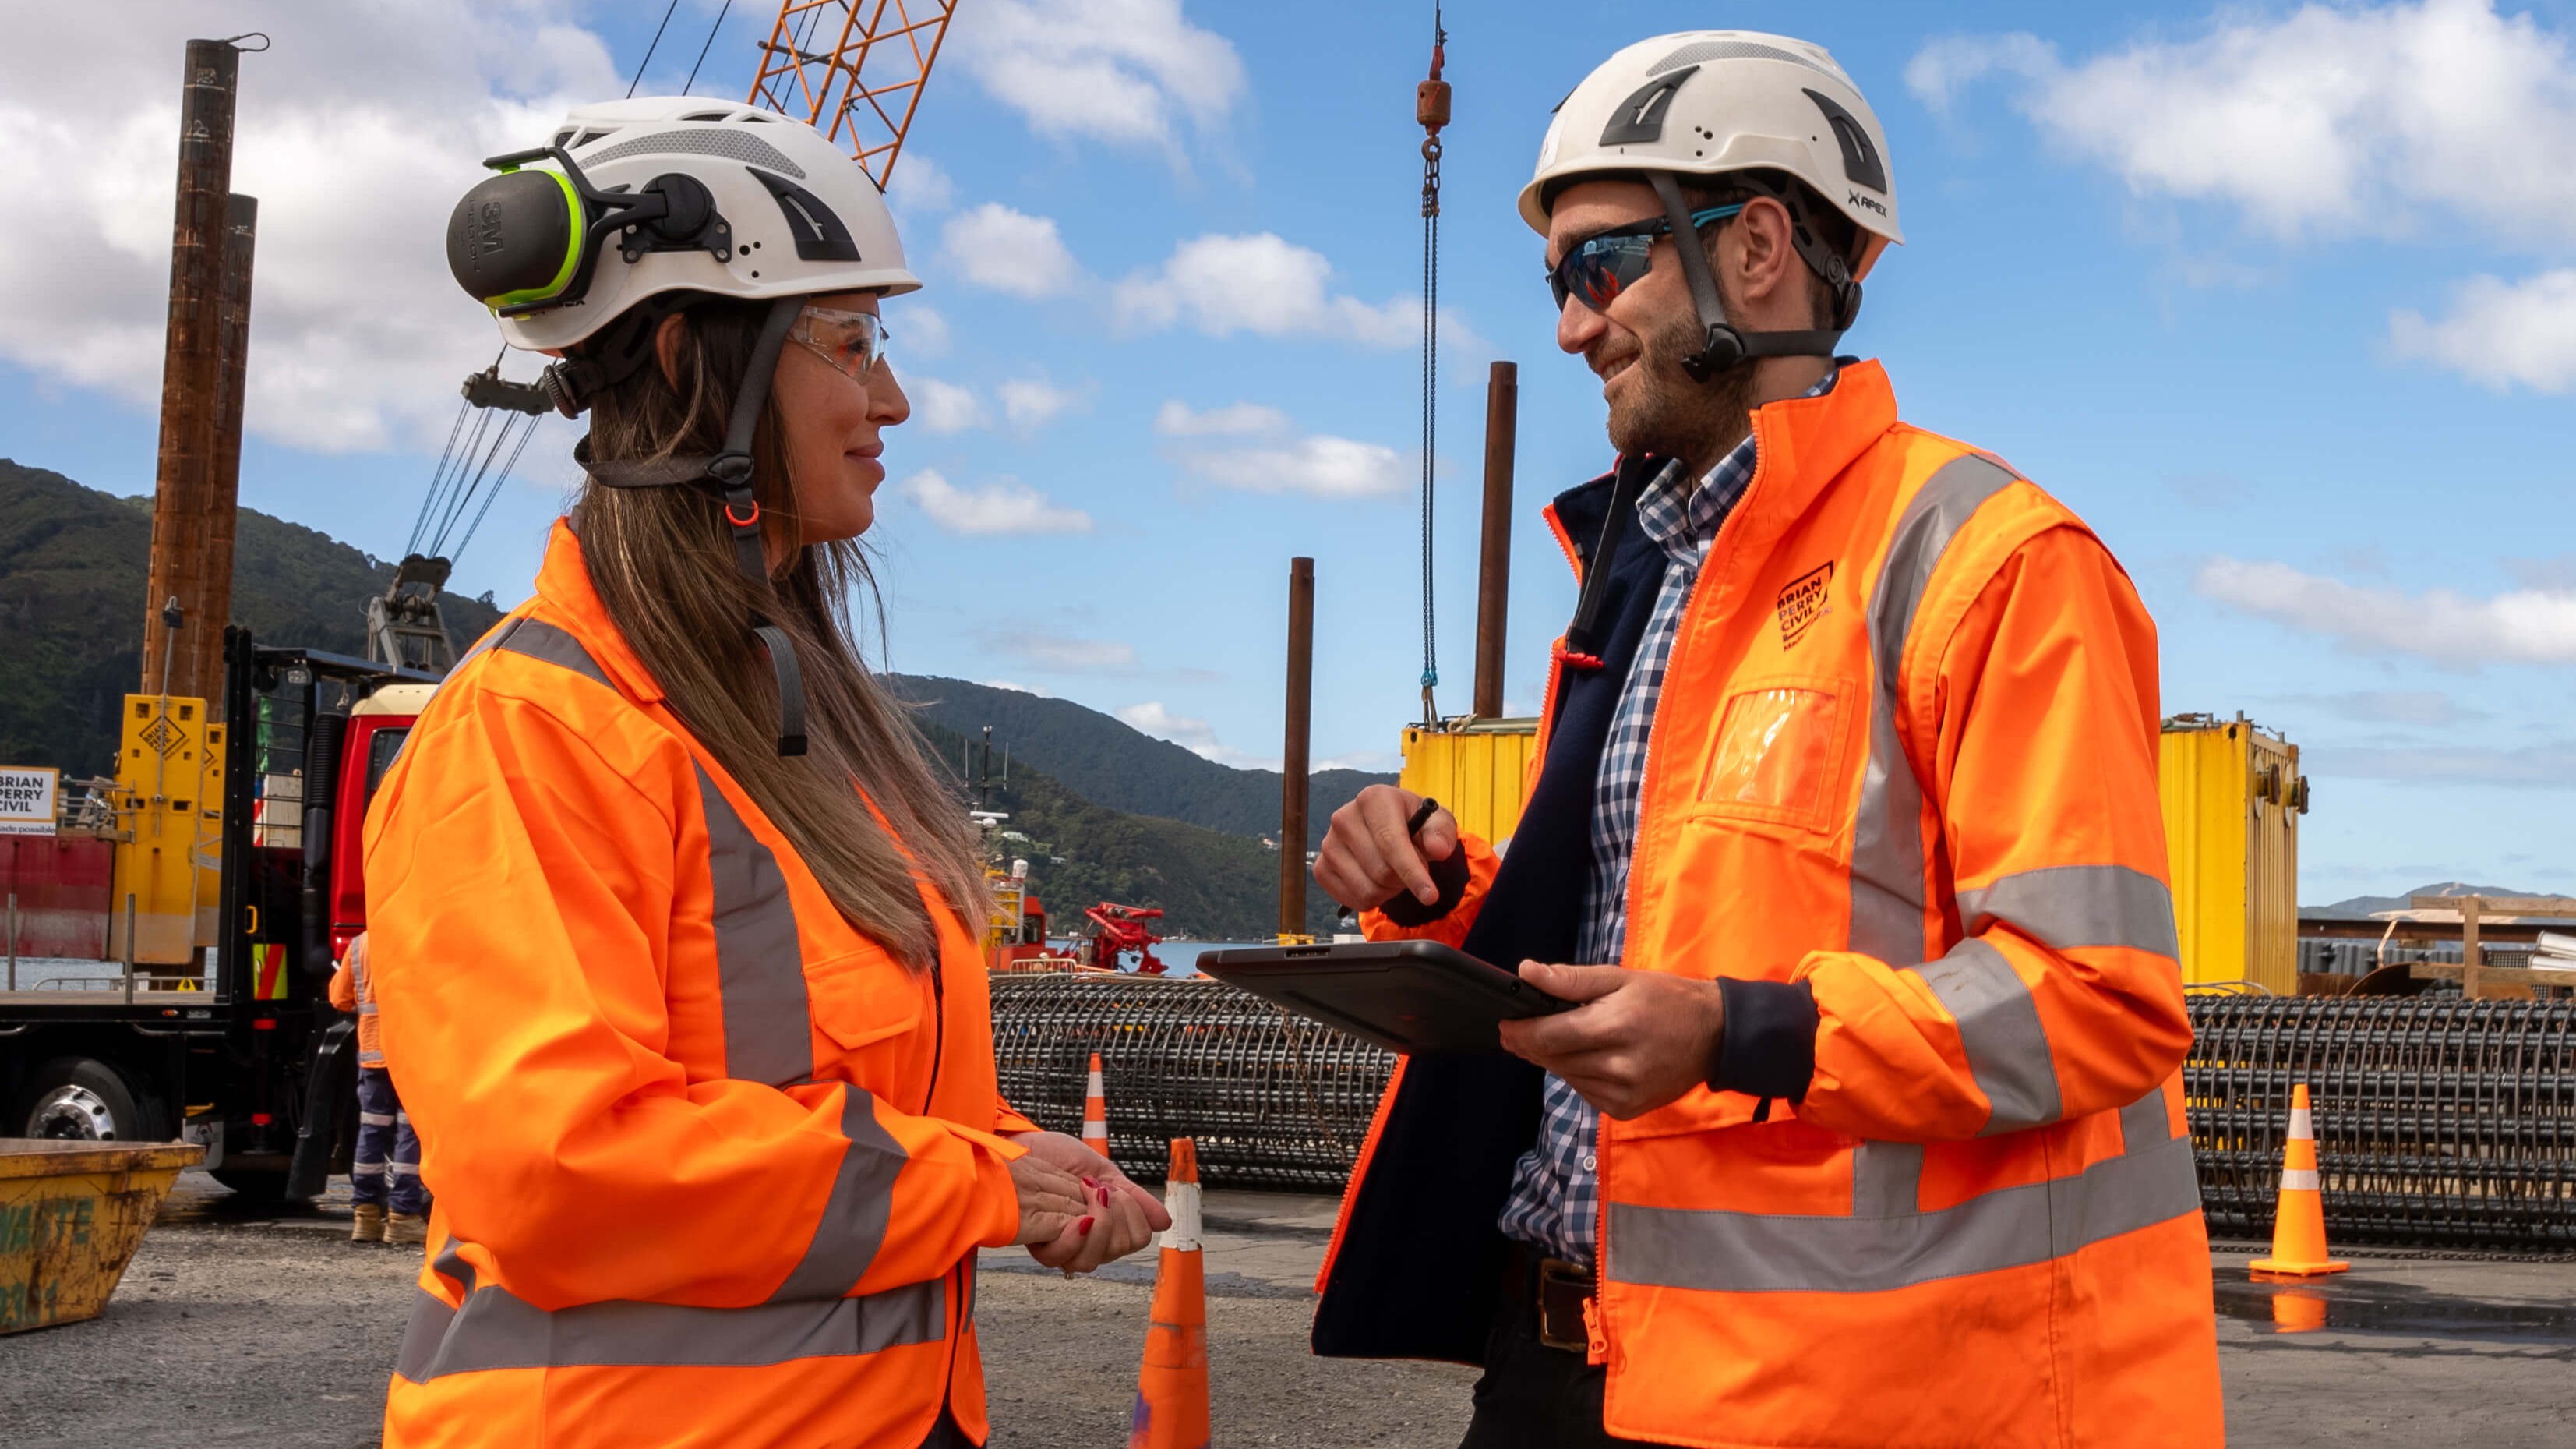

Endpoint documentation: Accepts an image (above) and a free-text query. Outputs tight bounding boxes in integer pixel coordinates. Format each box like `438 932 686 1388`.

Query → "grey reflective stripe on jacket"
395 1240 946 1382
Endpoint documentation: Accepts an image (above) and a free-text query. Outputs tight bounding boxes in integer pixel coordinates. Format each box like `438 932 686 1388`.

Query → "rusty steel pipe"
1279 557 1315 938
143 40 243 702
1473 361 1517 719
189 192 259 704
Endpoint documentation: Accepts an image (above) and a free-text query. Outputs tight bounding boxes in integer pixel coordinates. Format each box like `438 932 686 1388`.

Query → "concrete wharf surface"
0 1171 2570 1447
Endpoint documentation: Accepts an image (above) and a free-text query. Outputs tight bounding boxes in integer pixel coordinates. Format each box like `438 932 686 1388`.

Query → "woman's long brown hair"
577 293 984 969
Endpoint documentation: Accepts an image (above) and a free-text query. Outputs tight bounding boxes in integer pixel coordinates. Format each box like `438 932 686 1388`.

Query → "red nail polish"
1077 1216 1095 1235
1082 1176 1099 1189
1099 1186 1111 1205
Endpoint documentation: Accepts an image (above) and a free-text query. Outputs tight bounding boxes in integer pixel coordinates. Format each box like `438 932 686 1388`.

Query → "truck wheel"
19 1057 154 1140
209 1169 291 1204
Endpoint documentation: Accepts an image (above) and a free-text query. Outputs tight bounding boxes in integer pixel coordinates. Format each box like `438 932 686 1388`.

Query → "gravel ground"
5 1172 2574 1447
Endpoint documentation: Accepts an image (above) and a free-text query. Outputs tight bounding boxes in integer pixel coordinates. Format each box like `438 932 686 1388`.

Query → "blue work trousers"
352 1067 427 1215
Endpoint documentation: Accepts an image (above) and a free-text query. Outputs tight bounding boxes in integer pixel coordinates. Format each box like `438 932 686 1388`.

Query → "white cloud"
1315 750 1400 772
885 153 955 217
982 679 1055 697
954 0 1245 153
1173 433 1409 499
2195 557 2576 666
997 376 1081 428
2389 270 2576 394
1907 2 2576 245
900 468 1092 535
0 5 620 453
993 631 1138 672
1115 232 1418 344
895 302 952 359
909 377 987 433
942 202 1081 298
1117 701 1274 768
1153 399 1289 436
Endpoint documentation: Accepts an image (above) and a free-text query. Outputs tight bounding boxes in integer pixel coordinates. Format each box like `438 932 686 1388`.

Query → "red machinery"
1077 903 1167 976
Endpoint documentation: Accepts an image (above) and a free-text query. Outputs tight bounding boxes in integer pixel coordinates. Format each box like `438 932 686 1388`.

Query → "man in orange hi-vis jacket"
1313 31 2221 1449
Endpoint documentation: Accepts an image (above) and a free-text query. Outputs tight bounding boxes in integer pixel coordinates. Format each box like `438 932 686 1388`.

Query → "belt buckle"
1536 1256 1592 1353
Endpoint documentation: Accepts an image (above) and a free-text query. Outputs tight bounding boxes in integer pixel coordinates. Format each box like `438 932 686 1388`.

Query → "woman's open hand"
1004 1130 1172 1274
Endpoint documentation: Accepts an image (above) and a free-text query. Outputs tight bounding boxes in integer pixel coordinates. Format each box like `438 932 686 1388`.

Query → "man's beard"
1600 307 1757 474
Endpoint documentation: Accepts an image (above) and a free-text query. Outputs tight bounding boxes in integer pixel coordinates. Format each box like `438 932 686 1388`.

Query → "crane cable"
408 347 544 564
1417 7 1449 727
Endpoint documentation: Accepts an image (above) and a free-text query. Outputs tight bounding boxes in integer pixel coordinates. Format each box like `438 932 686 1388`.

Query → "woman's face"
771 288 909 546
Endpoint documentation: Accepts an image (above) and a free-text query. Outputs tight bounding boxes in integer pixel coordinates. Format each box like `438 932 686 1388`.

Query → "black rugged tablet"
1196 939 1572 1055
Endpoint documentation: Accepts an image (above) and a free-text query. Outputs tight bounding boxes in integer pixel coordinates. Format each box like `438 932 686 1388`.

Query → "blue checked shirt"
1498 369 1838 1265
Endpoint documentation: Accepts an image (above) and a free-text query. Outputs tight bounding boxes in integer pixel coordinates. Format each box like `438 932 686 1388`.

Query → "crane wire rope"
628 0 685 98
683 0 737 95
1416 6 1448 726
408 348 545 565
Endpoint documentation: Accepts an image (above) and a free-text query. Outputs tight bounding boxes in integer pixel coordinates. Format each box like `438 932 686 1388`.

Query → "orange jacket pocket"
802 948 923 1051
1693 677 1853 834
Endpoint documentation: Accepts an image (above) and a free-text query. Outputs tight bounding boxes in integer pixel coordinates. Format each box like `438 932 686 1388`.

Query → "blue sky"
4 1 2573 902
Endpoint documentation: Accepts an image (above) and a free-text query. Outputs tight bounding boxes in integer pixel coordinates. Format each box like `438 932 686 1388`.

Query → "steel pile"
2187 995 2576 1249
993 979 2576 1250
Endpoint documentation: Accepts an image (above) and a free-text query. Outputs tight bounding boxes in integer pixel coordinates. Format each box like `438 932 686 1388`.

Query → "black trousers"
1457 1290 1686 1449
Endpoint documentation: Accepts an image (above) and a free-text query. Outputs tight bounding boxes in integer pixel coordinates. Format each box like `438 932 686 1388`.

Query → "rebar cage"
992 980 2576 1250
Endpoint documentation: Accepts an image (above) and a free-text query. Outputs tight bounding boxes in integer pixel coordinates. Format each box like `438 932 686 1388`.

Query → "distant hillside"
892 674 1395 848
0 458 506 776
919 719 1337 940
2305 881 2576 920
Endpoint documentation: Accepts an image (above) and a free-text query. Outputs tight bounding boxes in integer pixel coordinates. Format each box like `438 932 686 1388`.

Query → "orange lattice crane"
748 0 957 186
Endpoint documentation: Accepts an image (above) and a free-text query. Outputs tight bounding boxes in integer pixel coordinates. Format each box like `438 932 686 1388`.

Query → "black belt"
1503 1240 1596 1355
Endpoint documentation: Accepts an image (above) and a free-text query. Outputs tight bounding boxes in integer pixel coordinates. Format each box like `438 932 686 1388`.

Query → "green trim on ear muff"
481 168 585 312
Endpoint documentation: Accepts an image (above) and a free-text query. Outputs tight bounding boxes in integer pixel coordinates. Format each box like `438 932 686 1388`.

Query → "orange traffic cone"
1083 1051 1110 1156
2250 1083 2348 1277
1128 1138 1209 1449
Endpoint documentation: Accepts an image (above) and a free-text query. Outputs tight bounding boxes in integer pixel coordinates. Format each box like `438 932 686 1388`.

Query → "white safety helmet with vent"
448 97 916 355
1523 32 1902 375
1523 32 1901 270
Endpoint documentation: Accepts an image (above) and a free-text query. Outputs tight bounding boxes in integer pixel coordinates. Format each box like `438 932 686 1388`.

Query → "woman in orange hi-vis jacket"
365 101 1168 1449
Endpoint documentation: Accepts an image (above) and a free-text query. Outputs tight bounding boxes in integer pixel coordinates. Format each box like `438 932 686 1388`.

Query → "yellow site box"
1399 719 1540 846
2158 714 2304 994
109 694 225 965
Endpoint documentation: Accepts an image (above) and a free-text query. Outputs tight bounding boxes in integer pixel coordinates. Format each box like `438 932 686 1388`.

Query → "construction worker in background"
326 931 428 1245
1314 32 2221 1449
366 98 1167 1449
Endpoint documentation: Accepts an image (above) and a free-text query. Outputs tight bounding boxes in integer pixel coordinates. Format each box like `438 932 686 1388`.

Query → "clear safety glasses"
1546 203 1743 313
788 305 891 383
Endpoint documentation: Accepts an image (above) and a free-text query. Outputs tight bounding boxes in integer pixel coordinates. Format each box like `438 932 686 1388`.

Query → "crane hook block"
1417 78 1451 133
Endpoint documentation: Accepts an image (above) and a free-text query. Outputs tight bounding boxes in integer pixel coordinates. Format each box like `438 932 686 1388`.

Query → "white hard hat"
1521 31 1900 282
446 97 918 354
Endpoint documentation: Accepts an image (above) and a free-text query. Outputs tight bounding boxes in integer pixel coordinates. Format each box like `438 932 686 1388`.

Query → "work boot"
350 1203 386 1243
386 1211 429 1248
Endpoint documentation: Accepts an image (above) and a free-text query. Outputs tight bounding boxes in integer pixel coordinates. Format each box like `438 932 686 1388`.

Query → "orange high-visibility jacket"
1316 362 2222 1449
365 521 1037 1449
326 931 383 1067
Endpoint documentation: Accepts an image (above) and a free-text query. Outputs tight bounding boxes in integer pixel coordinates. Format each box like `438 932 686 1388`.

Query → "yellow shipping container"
2158 714 2304 994
1398 719 1541 846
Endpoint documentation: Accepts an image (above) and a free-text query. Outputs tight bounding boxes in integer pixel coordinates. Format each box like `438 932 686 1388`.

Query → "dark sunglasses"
1547 203 1744 312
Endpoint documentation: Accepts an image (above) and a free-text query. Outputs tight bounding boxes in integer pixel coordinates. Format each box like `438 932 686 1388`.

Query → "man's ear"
652 311 690 390
1731 196 1799 308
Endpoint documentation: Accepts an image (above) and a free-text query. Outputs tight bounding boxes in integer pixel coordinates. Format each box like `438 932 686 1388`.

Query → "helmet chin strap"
582 294 811 757
1646 171 1851 383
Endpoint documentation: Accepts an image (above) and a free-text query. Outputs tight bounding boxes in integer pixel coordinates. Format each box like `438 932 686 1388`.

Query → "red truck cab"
327 682 433 963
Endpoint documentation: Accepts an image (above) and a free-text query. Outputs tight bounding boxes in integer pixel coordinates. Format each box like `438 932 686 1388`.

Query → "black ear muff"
447 168 586 310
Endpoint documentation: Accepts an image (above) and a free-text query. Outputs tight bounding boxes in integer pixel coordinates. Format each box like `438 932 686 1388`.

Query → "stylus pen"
1406 796 1442 838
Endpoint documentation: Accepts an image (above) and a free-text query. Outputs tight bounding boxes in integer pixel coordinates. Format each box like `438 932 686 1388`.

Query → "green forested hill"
893 674 1394 849
0 458 506 776
918 719 1337 940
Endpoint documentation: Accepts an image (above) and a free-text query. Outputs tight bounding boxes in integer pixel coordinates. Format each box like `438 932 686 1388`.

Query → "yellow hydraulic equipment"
108 694 224 965
2158 713 2305 994
1398 718 1540 846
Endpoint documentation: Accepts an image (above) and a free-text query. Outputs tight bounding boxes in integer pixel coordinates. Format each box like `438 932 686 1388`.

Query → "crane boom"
747 0 957 187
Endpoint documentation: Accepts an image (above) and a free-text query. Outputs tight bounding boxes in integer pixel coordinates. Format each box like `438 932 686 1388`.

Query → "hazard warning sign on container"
0 767 58 836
